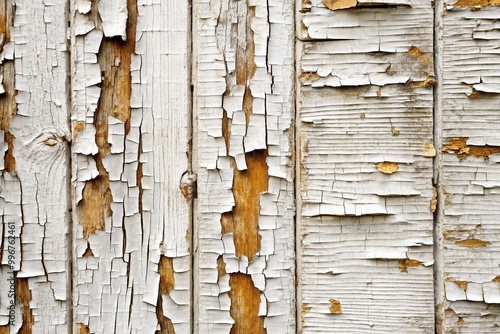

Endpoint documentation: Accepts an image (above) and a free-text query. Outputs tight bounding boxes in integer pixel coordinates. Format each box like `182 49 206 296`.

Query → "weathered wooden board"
0 0 70 332
71 0 192 333
297 0 436 332
193 0 296 332
438 1 500 332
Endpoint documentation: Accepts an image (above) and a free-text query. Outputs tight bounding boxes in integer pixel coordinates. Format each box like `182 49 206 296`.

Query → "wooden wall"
0 0 499 333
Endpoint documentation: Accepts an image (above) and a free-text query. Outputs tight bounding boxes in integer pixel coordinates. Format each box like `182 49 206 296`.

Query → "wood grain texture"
439 3 500 332
71 0 192 332
0 0 70 332
193 0 296 332
297 0 436 332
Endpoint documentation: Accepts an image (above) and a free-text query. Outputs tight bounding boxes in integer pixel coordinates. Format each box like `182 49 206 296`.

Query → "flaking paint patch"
329 299 342 314
228 273 266 334
454 281 468 291
322 0 357 10
443 137 500 159
453 0 500 5
455 239 490 248
299 72 321 84
408 46 432 65
376 161 398 174
399 259 424 273
73 121 86 140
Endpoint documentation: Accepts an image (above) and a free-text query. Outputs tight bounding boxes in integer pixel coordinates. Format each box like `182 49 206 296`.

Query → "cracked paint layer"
0 0 70 332
194 0 295 332
297 0 436 332
71 0 192 332
440 4 500 332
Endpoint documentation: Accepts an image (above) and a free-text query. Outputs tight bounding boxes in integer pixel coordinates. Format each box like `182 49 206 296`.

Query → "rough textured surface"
71 0 192 332
439 3 500 333
193 0 296 332
297 0 436 332
0 0 70 332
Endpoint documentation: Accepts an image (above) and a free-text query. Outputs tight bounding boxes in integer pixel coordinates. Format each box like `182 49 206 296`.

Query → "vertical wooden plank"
0 0 70 332
193 0 296 332
297 0 436 332
438 1 500 332
71 0 192 332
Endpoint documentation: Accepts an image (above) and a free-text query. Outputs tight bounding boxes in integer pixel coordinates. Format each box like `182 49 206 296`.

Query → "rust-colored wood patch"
16 278 34 334
443 137 500 159
229 273 266 334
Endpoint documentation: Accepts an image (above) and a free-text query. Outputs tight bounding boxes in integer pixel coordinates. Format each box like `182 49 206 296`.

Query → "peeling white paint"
0 0 70 332
194 0 296 332
298 0 436 332
71 0 192 332
440 4 500 333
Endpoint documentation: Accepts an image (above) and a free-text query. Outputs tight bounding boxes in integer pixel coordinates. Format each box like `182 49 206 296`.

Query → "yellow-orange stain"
322 0 357 10
73 121 86 140
408 76 436 88
455 239 489 248
454 281 468 291
79 323 90 334
398 259 423 273
423 143 436 157
493 275 500 283
16 278 34 334
298 72 321 84
457 317 465 324
454 0 500 5
408 46 432 65
302 303 312 317
443 137 500 159
156 256 176 334
329 299 342 314
430 187 438 213
229 273 266 334
376 161 398 174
